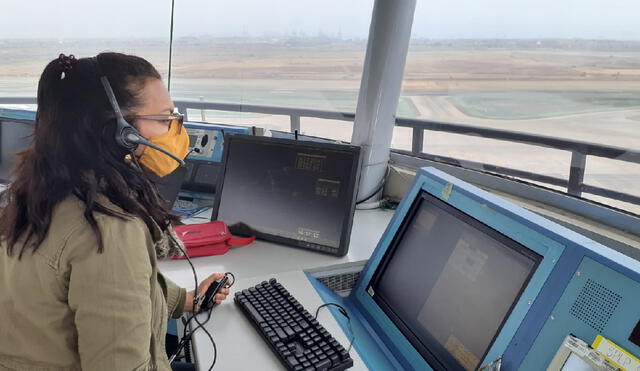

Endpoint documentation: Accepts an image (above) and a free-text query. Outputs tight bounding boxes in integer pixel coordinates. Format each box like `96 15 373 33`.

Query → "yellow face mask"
138 121 189 177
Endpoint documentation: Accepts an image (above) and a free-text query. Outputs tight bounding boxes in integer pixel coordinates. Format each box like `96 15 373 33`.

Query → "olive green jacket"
0 196 187 370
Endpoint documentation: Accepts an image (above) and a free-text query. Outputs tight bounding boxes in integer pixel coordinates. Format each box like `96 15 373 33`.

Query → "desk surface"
159 208 394 290
191 270 369 371
159 208 394 370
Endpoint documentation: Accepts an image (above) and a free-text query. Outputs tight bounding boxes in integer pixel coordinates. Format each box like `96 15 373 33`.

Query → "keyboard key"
243 302 264 323
284 326 296 338
329 354 340 365
339 349 350 361
274 327 287 340
314 358 331 371
286 356 299 368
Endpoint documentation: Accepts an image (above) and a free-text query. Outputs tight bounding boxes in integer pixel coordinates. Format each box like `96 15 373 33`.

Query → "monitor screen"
213 135 361 256
0 121 33 183
369 191 541 370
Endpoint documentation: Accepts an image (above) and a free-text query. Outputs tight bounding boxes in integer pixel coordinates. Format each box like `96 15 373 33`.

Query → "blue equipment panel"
183 122 250 162
310 168 565 370
0 108 36 122
308 167 640 370
518 257 640 370
177 122 251 209
354 168 565 370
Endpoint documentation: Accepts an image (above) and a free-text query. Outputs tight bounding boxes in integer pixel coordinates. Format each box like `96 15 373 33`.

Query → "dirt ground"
1 39 639 213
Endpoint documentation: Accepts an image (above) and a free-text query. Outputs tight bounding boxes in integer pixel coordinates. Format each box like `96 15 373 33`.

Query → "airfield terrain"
1 39 639 212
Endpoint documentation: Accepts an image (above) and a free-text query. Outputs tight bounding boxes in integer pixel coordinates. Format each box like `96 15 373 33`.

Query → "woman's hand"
184 272 232 313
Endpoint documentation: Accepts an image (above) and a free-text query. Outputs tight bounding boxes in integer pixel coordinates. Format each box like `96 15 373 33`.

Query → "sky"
0 0 638 40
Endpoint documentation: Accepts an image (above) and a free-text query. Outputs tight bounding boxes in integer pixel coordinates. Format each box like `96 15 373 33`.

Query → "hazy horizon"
1 0 639 41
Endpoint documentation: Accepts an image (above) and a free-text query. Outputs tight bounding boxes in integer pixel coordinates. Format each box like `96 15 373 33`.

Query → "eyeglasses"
131 112 184 132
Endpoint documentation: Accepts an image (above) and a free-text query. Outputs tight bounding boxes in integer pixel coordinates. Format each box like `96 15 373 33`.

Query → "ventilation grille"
317 272 361 295
570 278 621 332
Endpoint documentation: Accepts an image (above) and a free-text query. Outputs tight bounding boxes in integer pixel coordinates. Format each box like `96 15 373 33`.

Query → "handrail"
1 97 639 206
394 117 640 164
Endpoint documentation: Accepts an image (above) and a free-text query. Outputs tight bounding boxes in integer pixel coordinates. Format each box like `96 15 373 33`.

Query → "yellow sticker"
592 335 640 371
442 183 453 200
445 335 480 371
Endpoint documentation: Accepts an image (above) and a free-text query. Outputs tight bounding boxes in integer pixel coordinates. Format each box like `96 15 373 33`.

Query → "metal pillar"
568 151 587 196
351 0 417 201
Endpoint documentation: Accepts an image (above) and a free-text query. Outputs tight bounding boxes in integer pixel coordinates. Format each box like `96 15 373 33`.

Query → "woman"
0 52 227 370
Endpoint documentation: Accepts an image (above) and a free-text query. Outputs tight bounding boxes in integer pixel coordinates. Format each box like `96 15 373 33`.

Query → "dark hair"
0 52 178 258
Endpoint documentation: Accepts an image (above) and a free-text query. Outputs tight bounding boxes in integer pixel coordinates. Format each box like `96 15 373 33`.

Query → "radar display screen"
213 135 361 256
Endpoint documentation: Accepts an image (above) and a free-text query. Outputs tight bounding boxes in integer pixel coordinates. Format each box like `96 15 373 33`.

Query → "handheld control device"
200 275 230 312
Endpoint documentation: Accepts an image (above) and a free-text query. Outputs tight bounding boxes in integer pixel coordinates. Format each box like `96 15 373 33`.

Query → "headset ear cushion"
115 118 139 150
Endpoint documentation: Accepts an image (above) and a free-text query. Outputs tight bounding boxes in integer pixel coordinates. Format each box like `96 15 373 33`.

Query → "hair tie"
58 53 77 79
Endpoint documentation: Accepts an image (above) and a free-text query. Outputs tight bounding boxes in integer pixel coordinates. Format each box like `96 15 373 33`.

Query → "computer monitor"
368 190 542 371
212 134 361 256
0 120 33 183
180 122 251 194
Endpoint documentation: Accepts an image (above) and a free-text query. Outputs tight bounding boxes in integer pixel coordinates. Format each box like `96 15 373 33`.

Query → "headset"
90 56 185 166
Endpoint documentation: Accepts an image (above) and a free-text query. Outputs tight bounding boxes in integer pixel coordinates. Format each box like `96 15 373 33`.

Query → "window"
0 1 171 100
171 0 374 140
399 0 640 214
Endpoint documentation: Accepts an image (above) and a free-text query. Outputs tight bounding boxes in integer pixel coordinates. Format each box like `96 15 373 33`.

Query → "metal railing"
2 97 639 206
394 117 640 206
173 100 355 134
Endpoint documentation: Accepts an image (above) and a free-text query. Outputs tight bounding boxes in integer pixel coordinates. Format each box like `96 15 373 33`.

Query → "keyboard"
235 278 354 371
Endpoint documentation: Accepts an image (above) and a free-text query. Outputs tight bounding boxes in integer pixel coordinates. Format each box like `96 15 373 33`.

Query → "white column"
351 0 417 201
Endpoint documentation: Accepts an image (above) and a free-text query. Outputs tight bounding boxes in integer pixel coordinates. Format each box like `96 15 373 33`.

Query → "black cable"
224 272 236 287
355 180 385 205
314 303 348 319
167 0 175 92
128 151 205 366
189 216 211 220
184 333 192 363
355 165 390 205
191 307 217 370
173 271 235 369
170 241 219 370
129 149 220 369
187 272 234 370
314 302 355 353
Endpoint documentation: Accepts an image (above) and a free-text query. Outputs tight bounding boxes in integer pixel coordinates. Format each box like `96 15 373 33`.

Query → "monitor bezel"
350 168 566 370
368 189 542 370
211 134 362 256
